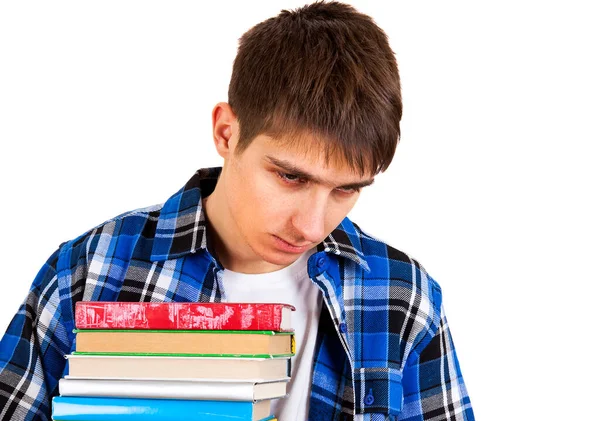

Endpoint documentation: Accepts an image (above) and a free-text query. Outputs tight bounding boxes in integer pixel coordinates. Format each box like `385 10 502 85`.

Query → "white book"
59 377 290 401
66 354 290 380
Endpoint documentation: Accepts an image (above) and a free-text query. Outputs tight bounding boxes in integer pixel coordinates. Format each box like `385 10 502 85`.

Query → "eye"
335 186 361 195
276 171 306 184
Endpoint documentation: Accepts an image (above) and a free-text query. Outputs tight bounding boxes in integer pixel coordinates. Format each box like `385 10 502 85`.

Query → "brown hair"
228 1 402 176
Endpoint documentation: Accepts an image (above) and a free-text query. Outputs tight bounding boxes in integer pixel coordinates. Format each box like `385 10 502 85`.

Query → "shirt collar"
150 167 370 271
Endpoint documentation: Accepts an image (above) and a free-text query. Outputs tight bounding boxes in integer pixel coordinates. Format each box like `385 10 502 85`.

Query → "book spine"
75 302 292 331
71 351 294 358
51 396 262 421
58 378 266 401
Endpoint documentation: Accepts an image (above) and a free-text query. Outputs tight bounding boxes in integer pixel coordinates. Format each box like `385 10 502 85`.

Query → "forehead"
252 132 369 177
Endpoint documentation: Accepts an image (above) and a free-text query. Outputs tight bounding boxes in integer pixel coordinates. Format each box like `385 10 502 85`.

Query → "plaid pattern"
0 167 474 420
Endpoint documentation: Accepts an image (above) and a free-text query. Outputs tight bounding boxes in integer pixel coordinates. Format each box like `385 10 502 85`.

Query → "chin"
260 248 298 265
253 241 301 266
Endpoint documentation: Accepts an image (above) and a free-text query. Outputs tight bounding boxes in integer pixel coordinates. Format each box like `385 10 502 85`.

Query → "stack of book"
51 301 296 421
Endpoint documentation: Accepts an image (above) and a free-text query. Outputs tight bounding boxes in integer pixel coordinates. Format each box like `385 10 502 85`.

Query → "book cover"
58 377 289 401
75 302 295 331
51 396 274 421
74 329 295 357
66 354 291 380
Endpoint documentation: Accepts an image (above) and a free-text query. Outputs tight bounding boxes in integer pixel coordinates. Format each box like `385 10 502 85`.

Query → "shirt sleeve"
399 305 475 421
0 248 71 421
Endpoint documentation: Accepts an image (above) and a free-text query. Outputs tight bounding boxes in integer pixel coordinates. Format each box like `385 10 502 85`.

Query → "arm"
0 248 71 421
400 305 475 421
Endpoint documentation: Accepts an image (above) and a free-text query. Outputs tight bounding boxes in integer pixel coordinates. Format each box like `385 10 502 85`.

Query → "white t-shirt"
220 249 322 421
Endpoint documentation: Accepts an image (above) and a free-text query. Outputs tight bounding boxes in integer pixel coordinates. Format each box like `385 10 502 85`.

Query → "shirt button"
339 322 347 333
364 390 375 406
317 256 327 268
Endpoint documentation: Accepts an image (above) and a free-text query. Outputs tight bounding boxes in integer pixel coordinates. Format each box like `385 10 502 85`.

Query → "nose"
291 194 327 244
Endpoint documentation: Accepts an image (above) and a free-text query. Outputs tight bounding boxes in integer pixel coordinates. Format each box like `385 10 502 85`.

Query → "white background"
1 1 598 420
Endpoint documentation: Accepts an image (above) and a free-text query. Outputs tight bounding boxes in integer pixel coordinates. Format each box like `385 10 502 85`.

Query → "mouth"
272 235 312 253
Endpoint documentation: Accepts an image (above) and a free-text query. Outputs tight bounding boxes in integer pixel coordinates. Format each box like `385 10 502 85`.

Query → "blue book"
51 396 275 421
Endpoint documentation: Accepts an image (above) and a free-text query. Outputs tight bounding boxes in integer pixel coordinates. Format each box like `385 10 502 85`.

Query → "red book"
75 302 295 331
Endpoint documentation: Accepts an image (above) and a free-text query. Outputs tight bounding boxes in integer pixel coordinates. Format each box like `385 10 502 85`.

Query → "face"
219 131 374 270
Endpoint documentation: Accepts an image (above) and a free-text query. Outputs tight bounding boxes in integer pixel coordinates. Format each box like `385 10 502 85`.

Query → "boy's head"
208 1 401 271
228 1 402 177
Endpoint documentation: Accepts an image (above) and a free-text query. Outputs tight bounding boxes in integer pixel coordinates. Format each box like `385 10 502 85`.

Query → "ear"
211 102 239 159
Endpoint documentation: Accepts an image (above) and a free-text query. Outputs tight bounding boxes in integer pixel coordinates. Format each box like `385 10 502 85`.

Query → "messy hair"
228 1 402 176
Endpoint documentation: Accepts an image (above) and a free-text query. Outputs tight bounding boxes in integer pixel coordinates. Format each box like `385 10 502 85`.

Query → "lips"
273 235 312 253
280 238 309 247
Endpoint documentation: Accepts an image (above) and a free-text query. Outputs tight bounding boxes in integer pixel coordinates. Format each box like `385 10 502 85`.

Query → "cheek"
231 171 287 226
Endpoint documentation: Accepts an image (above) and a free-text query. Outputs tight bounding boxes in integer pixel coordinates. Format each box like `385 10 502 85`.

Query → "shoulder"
339 219 446 364
349 220 444 315
55 202 164 269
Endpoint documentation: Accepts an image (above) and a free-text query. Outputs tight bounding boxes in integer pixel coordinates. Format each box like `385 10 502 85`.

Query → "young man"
0 2 474 420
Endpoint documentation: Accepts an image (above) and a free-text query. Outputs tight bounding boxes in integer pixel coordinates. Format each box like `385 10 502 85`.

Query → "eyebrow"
265 155 375 190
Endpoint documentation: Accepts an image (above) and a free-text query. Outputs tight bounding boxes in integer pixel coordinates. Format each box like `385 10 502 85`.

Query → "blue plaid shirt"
0 167 474 420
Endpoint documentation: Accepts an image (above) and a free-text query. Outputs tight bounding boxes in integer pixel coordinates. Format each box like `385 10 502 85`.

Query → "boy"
0 2 474 420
